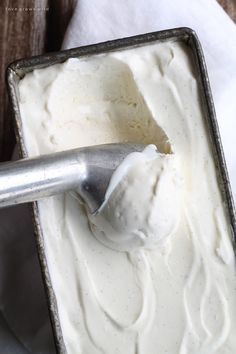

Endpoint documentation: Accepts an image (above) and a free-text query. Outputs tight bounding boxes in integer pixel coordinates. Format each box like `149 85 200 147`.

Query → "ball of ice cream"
88 145 183 252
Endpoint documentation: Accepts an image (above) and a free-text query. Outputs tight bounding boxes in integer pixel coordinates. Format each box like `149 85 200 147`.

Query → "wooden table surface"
0 0 235 162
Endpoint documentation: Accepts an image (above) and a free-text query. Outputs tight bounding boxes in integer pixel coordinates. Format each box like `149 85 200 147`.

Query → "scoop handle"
0 143 146 211
0 148 84 208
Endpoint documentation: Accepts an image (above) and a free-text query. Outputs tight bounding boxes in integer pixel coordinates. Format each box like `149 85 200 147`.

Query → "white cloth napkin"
0 1 235 353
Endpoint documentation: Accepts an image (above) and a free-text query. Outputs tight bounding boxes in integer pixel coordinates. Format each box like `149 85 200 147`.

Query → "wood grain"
0 0 235 161
0 0 75 162
218 0 236 22
0 0 47 161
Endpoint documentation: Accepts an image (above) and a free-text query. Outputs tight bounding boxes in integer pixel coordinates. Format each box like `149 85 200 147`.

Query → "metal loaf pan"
6 27 236 353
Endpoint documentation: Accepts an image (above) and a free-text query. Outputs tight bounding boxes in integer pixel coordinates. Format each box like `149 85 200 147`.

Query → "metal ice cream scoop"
0 143 145 214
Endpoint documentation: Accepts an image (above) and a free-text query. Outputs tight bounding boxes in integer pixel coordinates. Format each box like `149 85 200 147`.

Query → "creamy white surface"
19 41 236 354
89 145 183 252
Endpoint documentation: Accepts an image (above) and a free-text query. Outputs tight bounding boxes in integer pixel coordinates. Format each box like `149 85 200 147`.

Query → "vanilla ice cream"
18 40 236 354
88 145 183 252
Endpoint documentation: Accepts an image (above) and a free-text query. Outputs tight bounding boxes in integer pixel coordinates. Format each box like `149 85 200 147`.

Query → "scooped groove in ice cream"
88 144 183 252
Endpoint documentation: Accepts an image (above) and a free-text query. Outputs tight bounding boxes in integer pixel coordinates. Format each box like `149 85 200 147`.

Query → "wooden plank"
218 0 236 22
0 0 48 161
0 0 75 161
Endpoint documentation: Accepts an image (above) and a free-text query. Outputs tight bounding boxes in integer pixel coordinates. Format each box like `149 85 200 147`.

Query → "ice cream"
18 40 236 354
88 145 183 252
